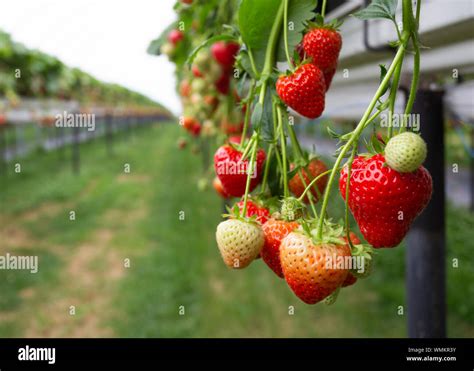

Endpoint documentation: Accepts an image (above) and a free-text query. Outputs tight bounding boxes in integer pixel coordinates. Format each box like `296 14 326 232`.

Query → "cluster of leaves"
0 30 163 108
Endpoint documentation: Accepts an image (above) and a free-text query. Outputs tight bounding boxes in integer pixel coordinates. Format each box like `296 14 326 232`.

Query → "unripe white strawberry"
160 42 175 57
191 78 207 94
385 132 427 173
216 219 264 269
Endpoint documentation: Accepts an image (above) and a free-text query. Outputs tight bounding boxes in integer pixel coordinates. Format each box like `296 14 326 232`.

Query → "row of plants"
152 0 432 306
0 30 163 109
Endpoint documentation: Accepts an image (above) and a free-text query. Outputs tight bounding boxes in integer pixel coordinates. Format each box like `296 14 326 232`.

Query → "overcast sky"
0 0 180 113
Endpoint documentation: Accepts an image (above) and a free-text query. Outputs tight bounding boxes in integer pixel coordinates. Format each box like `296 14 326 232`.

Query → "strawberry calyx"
280 197 305 221
323 287 340 306
297 218 347 246
306 14 343 31
223 204 261 226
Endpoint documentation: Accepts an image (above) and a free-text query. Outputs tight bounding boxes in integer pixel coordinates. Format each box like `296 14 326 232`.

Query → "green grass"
0 123 473 338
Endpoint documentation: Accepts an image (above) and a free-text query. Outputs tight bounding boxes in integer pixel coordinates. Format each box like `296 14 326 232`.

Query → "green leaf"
352 0 398 21
238 0 282 71
185 34 236 66
147 22 178 55
276 0 318 62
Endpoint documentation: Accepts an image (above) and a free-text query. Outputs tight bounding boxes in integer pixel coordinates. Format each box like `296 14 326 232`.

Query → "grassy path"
0 124 472 337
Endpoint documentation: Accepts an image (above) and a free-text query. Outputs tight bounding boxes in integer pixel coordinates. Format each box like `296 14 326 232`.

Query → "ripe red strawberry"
276 64 326 119
213 177 231 199
280 232 351 304
323 66 336 91
303 26 342 72
289 158 328 203
214 145 266 197
190 122 201 137
339 154 432 248
237 199 270 224
168 30 184 45
215 72 231 94
261 218 299 278
211 41 240 68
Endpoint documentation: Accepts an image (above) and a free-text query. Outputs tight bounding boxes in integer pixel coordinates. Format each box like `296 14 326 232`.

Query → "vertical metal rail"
406 88 446 338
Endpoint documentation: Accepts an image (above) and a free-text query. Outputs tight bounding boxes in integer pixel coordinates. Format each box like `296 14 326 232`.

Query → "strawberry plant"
153 0 430 305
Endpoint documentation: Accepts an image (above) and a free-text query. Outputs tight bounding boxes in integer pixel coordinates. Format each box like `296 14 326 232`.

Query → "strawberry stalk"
387 52 404 138
240 80 256 144
285 118 319 217
283 0 295 70
321 0 327 19
399 41 420 134
297 168 334 202
344 145 357 250
277 105 290 197
241 138 259 218
259 144 273 194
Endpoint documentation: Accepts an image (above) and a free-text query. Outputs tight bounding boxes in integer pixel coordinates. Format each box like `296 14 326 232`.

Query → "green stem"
297 169 318 218
260 144 273 194
297 168 334 202
387 51 405 138
247 47 259 78
344 145 357 249
400 39 420 133
241 139 258 218
262 1 285 78
241 80 256 143
321 0 327 18
277 105 289 198
283 0 294 70
316 43 407 239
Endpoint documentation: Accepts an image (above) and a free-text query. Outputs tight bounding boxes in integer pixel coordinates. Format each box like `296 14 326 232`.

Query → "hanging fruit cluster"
153 0 431 305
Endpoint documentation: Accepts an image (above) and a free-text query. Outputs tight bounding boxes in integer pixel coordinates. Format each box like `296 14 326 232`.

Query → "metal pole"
406 87 446 338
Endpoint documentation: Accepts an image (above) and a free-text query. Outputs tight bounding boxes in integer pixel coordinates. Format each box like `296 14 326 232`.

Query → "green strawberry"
385 132 427 173
216 219 264 269
280 197 305 221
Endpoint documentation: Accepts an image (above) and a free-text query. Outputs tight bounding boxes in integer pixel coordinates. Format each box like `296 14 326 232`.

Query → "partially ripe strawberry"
181 0 193 4
213 177 231 199
276 64 326 119
261 218 299 277
280 232 351 304
237 199 270 224
180 80 191 98
168 30 184 45
339 154 432 248
214 145 266 197
216 219 264 269
385 132 427 173
182 116 197 131
303 26 342 72
289 158 328 203
341 232 361 287
211 41 240 68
